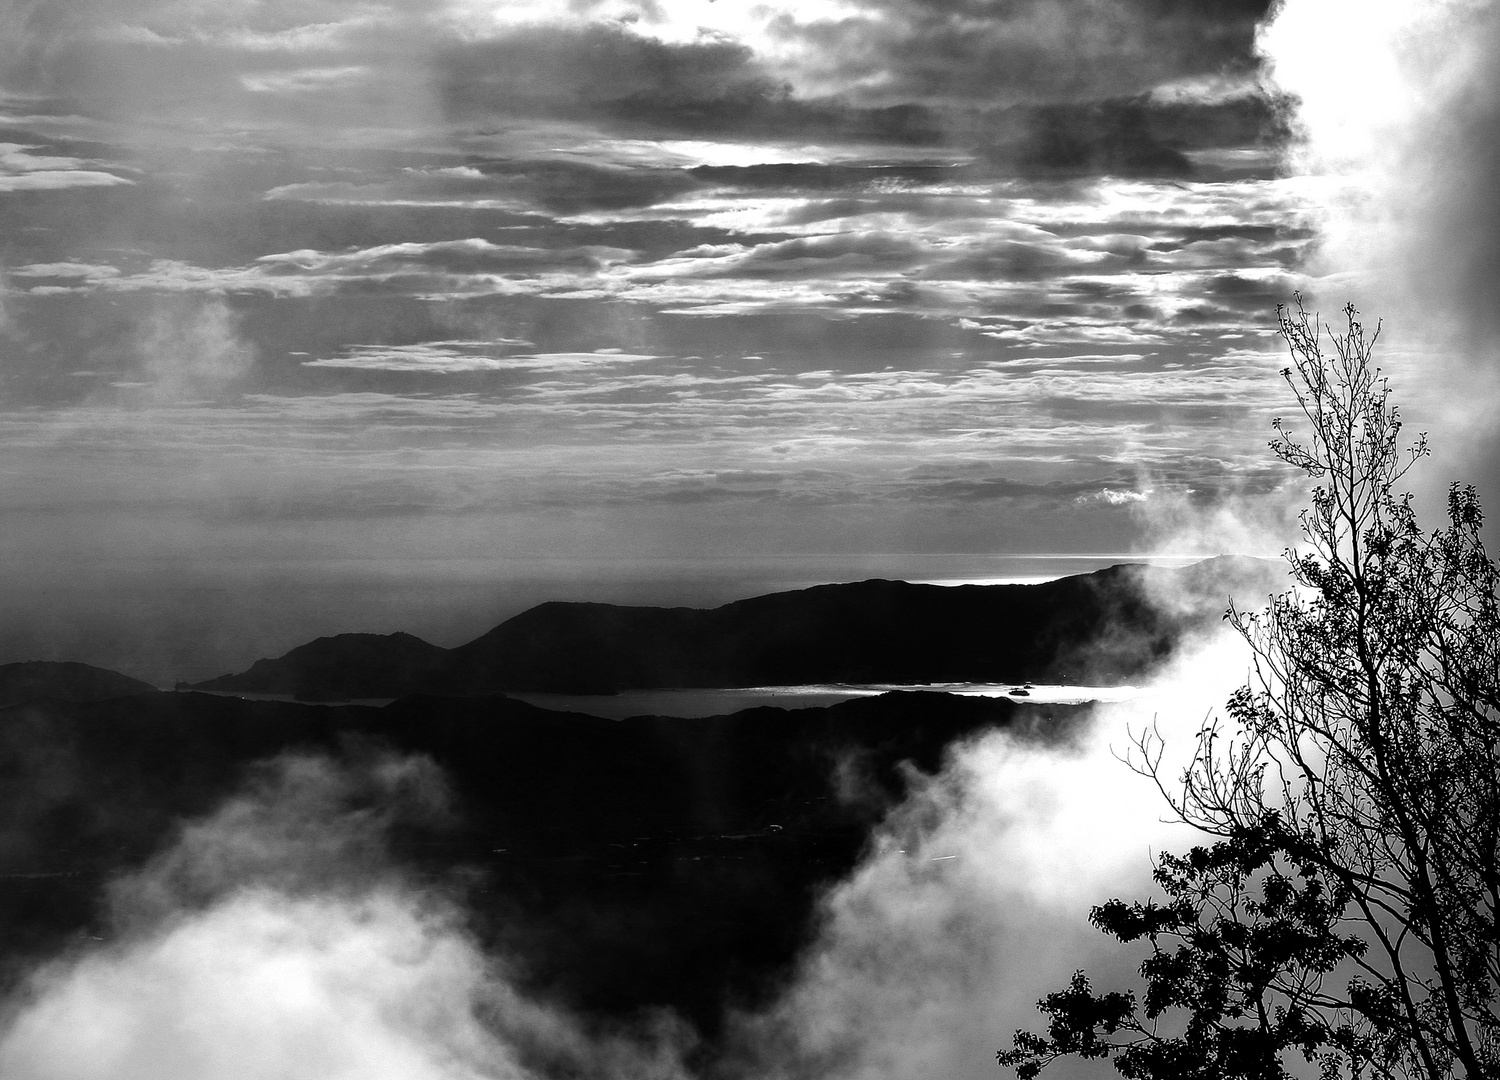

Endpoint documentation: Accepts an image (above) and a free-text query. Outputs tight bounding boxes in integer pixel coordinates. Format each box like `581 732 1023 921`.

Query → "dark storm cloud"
0 0 1286 174
433 1 1278 150
459 157 703 214
977 96 1285 179
435 23 945 144
678 88 1290 185
776 0 1276 107
437 24 774 122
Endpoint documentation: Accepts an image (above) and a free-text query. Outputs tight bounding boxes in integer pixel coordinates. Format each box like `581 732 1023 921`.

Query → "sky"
3 5 1500 1076
1 0 1497 680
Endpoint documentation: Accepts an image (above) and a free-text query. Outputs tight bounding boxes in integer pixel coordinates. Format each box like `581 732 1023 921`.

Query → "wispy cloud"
0 141 132 190
0 0 1348 657
303 343 660 374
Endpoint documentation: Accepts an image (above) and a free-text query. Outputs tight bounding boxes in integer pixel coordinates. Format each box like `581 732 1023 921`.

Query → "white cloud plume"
731 629 1253 1080
0 634 1261 1080
136 298 257 401
0 750 693 1080
1257 0 1500 502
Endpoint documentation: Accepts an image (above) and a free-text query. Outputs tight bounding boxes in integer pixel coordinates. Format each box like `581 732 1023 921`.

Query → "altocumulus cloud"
303 345 662 375
0 0 1341 659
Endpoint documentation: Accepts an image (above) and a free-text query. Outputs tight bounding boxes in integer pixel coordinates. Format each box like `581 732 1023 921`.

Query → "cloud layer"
1258 0 1500 506
0 626 1260 1080
0 0 1405 674
0 750 694 1080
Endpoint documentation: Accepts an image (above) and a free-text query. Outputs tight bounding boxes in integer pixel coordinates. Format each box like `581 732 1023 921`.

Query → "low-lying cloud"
1258 0 1500 507
0 623 1262 1080
0 749 695 1080
728 628 1253 1080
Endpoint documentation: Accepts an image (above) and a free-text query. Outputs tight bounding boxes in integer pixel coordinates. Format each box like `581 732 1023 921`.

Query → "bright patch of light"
240 67 369 94
1257 0 1465 172
449 0 869 46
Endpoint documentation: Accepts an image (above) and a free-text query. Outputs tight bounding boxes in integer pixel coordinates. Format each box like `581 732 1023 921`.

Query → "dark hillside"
195 558 1279 699
193 631 447 700
0 689 1080 1032
0 661 156 707
441 571 1156 692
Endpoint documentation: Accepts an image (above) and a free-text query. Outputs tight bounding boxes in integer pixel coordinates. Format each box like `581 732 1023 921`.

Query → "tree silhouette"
1000 301 1500 1080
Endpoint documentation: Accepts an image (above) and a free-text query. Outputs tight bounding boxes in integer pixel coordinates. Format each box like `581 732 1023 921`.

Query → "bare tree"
1000 301 1500 1080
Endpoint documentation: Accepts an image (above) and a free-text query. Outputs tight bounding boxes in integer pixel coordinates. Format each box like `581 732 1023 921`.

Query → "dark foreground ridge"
0 688 1081 1037
0 556 1284 1052
0 660 157 708
192 555 1279 699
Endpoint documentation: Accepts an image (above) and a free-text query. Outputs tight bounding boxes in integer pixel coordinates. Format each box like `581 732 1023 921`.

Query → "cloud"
0 0 1283 163
0 140 132 189
1076 486 1150 506
767 0 1276 109
257 238 630 277
437 26 783 129
135 297 257 401
0 0 1327 608
302 344 661 375
263 161 704 218
978 99 1212 179
434 23 948 145
0 618 1294 1080
0 748 694 1080
9 261 122 279
1127 472 1302 558
4 172 1309 334
442 8 1281 152
1257 0 1500 506
730 629 1254 1080
0 168 130 191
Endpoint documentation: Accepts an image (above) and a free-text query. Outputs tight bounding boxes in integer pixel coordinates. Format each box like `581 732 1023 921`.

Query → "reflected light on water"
506 683 1140 720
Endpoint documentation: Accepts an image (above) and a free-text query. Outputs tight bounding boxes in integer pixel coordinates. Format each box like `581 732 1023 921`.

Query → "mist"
1259 0 1500 509
0 0 1432 1073
0 623 1256 1080
726 629 1248 1080
0 750 695 1080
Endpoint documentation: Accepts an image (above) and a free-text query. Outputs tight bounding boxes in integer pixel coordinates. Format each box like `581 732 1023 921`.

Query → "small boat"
1008 687 1030 696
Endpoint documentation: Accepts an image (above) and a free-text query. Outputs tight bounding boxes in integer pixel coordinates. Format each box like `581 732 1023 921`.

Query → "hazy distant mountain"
0 556 1287 1046
193 555 1283 700
0 661 156 708
0 688 1075 1029
192 631 447 701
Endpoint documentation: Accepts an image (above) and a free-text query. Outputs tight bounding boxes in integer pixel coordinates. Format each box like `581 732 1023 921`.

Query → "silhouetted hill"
0 661 156 707
194 556 1283 699
0 688 1080 1033
193 631 446 700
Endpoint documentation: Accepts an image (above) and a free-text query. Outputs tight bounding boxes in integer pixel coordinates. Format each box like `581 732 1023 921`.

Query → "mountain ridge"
192 555 1283 700
0 661 157 708
0 687 1073 1029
